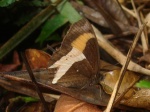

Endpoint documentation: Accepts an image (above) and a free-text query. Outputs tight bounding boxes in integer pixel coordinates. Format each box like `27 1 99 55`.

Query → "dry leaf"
100 69 139 98
54 94 102 112
139 50 150 69
24 49 51 69
0 51 20 72
71 1 108 27
95 0 129 25
121 89 150 110
6 100 55 112
139 50 150 64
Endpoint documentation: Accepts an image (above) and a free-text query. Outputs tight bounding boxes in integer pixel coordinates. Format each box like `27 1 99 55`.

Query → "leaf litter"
0 0 150 112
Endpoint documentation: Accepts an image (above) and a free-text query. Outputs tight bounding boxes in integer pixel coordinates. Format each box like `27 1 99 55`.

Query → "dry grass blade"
131 0 148 54
122 5 136 18
104 23 147 112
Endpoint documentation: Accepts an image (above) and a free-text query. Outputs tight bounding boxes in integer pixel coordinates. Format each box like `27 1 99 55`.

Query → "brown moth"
46 19 100 88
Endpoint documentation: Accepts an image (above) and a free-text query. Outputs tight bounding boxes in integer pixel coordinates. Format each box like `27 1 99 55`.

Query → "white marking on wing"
49 47 86 84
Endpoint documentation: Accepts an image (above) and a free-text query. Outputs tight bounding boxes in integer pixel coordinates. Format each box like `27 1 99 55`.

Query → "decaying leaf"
100 69 140 99
0 51 21 72
24 49 51 69
93 0 129 25
6 96 38 112
121 89 150 110
100 69 150 109
82 0 122 35
139 50 150 69
139 50 150 64
71 1 108 27
6 97 55 112
54 94 102 112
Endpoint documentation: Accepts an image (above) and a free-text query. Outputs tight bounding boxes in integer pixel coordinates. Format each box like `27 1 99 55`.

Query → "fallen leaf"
54 94 102 112
0 51 21 72
6 98 55 112
138 50 150 69
139 50 150 64
24 49 51 69
121 89 150 110
100 69 139 99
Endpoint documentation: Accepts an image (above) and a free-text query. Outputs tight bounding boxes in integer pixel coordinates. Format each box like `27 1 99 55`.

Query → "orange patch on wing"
71 33 94 51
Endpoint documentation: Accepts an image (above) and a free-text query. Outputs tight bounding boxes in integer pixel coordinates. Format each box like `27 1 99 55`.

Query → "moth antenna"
47 44 55 53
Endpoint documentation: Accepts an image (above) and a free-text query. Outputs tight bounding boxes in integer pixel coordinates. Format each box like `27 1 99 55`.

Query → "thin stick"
140 11 149 49
21 53 50 112
104 23 147 112
122 5 136 18
113 76 140 106
131 0 148 54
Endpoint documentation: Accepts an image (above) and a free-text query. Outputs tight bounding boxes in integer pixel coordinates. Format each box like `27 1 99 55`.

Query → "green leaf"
58 1 82 23
30 0 49 7
136 80 150 88
21 96 39 103
0 0 16 7
36 1 82 44
10 96 38 103
46 33 61 41
36 14 68 44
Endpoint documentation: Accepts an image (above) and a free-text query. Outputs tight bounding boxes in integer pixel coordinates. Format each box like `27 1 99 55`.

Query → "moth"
47 19 100 88
0 19 104 106
0 19 100 89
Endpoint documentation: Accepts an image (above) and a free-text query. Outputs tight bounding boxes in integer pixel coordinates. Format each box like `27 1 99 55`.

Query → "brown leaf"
95 0 129 25
54 94 102 112
24 49 51 69
72 1 137 34
71 1 108 27
20 102 44 112
20 101 56 112
6 98 55 112
139 50 150 64
100 69 139 98
0 51 21 72
121 89 150 109
83 0 123 34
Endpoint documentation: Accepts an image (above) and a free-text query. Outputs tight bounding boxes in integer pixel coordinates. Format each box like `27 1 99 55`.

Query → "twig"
140 11 149 48
104 23 147 112
21 53 50 112
131 0 148 54
122 5 136 18
113 76 140 107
